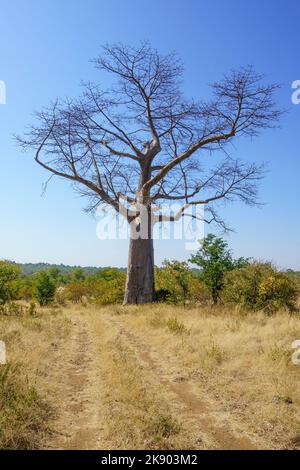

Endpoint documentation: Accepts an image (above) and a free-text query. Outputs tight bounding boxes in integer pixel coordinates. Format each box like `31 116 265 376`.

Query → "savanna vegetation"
1 236 298 313
0 236 300 449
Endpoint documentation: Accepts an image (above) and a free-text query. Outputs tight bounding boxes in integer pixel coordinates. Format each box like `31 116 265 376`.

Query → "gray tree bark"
124 223 155 304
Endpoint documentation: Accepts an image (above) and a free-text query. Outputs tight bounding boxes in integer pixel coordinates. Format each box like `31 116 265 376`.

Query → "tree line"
0 235 298 314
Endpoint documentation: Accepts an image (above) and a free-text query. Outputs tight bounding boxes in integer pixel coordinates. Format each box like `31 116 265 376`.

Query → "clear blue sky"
0 0 299 269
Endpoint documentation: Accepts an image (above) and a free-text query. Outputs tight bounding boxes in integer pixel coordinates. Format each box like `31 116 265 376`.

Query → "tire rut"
110 316 257 450
45 315 102 450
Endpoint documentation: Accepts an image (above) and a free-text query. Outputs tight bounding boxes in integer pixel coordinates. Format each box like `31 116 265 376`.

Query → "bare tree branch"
17 44 281 231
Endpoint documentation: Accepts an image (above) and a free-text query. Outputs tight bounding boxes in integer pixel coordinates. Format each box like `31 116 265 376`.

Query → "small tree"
190 234 248 304
34 271 56 306
0 261 20 304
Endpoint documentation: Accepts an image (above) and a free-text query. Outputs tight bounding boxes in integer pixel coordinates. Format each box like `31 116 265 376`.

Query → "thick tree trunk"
124 236 155 304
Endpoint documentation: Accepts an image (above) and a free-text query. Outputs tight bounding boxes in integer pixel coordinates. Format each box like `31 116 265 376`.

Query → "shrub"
65 281 87 303
87 278 125 305
15 278 35 302
156 262 209 305
222 263 298 313
34 272 56 306
156 261 192 304
0 302 37 317
166 317 188 335
0 302 24 316
258 274 298 313
155 288 172 302
188 277 211 304
0 261 21 304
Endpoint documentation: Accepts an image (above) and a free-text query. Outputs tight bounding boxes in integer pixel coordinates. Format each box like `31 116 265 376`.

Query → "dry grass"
0 307 71 449
1 302 300 449
88 309 190 449
112 304 300 449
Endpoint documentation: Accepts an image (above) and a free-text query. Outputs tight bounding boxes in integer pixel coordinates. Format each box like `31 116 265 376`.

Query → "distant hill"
14 262 126 277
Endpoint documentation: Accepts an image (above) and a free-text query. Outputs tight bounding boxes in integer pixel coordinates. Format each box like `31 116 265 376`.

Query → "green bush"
0 261 21 304
258 273 298 313
222 263 298 313
34 272 56 306
155 288 172 302
65 281 87 303
86 278 125 305
155 261 192 304
14 277 35 302
156 261 209 305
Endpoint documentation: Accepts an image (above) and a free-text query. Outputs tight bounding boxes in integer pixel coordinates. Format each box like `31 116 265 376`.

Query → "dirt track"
44 315 104 449
43 309 259 450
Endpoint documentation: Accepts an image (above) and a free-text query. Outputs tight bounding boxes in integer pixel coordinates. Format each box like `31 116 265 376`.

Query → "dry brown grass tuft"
114 303 300 449
0 307 71 449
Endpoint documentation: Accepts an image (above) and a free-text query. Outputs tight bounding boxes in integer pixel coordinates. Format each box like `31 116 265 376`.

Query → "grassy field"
1 303 300 449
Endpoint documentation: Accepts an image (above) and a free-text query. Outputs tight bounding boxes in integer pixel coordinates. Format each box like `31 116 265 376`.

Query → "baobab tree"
18 43 280 304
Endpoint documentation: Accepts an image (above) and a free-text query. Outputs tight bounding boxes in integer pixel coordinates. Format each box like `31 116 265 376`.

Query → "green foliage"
189 234 249 304
0 261 21 304
222 262 298 313
86 272 126 305
155 288 172 302
95 267 124 282
71 267 86 282
155 259 212 305
15 265 126 306
34 271 56 306
19 262 126 278
14 276 35 301
156 261 192 304
47 267 69 286
93 280 125 305
4 242 298 313
65 281 87 303
64 269 126 305
188 276 211 304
